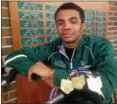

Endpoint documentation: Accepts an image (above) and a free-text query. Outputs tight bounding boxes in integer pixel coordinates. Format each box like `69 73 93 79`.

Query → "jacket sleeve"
4 42 54 77
90 38 117 103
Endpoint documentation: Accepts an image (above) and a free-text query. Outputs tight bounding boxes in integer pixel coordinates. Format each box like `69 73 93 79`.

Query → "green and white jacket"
5 35 117 104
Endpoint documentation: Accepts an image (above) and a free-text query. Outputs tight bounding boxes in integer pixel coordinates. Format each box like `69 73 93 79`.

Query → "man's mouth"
63 33 73 38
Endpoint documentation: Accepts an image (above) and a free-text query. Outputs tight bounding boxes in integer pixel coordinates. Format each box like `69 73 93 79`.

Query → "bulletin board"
9 1 108 103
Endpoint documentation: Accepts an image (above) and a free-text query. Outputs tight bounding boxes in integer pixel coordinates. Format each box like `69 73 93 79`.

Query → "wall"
106 1 117 59
1 1 117 103
1 1 17 103
106 1 117 103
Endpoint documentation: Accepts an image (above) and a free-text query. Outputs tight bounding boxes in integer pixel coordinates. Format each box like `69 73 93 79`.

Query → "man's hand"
28 62 55 82
42 77 55 87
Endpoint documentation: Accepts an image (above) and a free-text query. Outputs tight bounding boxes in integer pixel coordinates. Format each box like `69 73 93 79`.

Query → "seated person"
4 2 117 104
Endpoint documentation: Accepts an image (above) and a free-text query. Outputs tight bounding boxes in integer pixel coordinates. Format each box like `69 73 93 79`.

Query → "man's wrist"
50 69 55 78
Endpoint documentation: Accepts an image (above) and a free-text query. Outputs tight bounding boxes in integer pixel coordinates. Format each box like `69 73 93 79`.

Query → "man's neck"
63 42 76 48
63 35 83 48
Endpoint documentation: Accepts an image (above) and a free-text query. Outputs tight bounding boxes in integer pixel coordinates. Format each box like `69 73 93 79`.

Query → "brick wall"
106 1 117 59
1 1 17 103
106 1 117 103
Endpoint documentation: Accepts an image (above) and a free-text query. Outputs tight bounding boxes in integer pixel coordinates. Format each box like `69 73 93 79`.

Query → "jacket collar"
59 44 69 59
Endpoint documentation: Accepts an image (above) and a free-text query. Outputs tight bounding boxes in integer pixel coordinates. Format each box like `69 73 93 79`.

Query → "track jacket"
5 35 117 104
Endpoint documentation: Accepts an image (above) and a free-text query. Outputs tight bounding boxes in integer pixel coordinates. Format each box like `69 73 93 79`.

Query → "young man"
5 2 117 104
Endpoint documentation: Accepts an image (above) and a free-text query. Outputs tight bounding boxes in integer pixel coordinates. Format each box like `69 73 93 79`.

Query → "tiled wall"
1 1 117 103
1 1 17 103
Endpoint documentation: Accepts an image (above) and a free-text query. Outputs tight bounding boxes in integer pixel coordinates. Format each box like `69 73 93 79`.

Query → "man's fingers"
28 71 33 82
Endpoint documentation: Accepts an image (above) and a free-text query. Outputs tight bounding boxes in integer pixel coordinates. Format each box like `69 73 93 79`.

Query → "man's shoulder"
84 35 111 46
83 35 114 56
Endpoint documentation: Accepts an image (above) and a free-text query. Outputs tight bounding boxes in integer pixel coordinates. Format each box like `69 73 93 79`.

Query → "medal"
60 79 73 94
71 75 85 90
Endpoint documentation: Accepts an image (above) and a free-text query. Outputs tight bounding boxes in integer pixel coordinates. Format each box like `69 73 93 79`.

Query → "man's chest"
48 50 93 73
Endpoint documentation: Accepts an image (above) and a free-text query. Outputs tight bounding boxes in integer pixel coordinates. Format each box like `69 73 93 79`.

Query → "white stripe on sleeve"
4 55 28 65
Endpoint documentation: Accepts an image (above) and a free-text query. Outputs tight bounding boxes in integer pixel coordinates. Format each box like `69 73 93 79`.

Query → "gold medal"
60 79 73 94
71 75 85 90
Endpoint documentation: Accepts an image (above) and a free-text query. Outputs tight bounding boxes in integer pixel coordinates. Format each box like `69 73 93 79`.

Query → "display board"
18 1 58 46
9 1 108 103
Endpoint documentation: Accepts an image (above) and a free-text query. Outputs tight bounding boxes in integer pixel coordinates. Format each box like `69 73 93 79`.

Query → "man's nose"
64 22 71 30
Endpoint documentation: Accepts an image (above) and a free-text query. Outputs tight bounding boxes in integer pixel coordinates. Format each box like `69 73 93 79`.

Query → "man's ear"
81 23 85 32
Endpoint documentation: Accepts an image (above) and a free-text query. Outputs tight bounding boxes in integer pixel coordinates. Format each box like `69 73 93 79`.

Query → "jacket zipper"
59 45 76 69
70 48 76 69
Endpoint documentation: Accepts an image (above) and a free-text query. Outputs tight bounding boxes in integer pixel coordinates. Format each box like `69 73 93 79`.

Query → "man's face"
56 10 84 44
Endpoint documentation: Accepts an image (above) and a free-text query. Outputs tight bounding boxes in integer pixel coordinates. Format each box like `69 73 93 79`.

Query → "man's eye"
71 20 78 24
71 21 77 24
57 22 64 26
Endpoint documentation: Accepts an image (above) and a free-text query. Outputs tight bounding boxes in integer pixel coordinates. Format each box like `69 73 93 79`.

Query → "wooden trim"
9 2 21 51
1 88 4 103
43 3 47 43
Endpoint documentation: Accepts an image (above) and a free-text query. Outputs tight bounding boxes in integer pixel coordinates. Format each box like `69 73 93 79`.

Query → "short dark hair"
55 2 85 23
